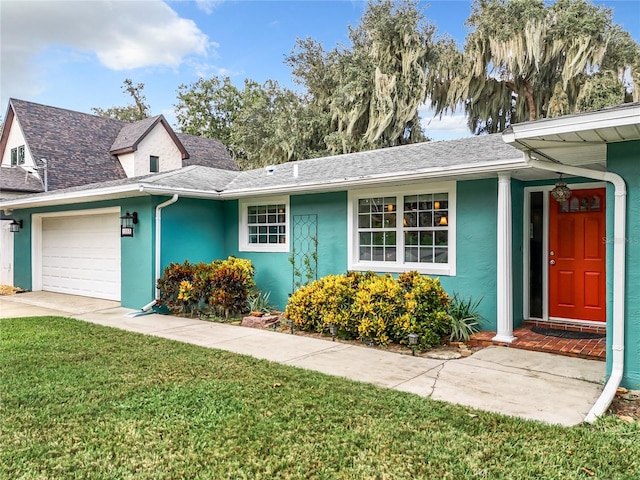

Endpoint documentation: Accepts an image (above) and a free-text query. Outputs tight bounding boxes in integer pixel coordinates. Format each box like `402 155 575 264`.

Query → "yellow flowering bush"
285 270 451 348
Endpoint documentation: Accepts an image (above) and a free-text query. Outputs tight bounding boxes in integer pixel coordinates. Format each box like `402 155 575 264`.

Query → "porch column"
493 172 516 343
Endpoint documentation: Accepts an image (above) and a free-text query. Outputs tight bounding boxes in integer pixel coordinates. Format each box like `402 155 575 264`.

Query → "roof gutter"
523 151 626 423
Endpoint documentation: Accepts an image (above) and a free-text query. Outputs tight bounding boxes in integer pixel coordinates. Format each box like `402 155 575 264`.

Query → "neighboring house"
1 101 639 395
0 98 236 284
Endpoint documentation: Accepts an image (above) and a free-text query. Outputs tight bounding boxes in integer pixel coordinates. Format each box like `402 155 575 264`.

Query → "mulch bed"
609 389 640 421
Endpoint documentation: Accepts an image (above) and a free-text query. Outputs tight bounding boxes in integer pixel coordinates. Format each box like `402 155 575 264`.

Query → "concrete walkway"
0 291 606 426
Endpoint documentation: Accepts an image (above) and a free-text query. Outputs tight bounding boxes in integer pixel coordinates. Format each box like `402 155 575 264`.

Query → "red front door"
548 188 606 322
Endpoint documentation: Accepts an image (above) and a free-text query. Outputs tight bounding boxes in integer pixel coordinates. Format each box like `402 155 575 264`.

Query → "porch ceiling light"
551 175 572 202
120 211 138 237
9 219 23 233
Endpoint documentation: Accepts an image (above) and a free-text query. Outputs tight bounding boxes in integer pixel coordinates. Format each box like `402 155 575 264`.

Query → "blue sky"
2 0 639 141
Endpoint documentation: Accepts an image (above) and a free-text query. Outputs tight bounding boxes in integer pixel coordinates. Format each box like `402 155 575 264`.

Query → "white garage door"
41 212 121 300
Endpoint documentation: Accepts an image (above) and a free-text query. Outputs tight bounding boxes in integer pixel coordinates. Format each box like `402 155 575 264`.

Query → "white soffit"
503 104 640 166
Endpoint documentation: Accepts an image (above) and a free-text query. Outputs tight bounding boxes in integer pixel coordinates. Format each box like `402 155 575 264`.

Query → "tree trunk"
506 79 537 122
524 80 536 122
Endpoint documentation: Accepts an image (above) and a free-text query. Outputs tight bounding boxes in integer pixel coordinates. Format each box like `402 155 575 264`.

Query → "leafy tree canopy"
176 0 443 169
92 79 150 122
287 0 438 154
430 0 640 133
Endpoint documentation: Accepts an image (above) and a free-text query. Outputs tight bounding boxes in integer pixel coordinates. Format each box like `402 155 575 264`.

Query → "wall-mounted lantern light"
9 219 23 233
120 211 138 237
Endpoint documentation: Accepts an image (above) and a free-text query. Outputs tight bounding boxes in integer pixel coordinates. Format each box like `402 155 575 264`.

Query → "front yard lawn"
1 317 638 479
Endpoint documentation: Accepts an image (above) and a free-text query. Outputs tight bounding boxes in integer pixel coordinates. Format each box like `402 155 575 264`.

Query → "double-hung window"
348 182 456 275
239 196 289 252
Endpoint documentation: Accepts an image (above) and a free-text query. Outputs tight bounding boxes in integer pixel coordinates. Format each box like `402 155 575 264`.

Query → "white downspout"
154 194 179 299
524 153 626 423
140 194 179 311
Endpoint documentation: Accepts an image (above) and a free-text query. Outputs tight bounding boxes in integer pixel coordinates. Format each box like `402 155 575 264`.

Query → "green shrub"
157 260 204 315
158 257 255 318
207 257 256 318
285 271 451 349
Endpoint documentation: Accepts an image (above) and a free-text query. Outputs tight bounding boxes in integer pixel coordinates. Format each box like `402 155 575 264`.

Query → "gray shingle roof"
222 134 523 192
177 133 239 171
10 99 128 191
1 99 238 193
1 134 524 207
0 166 44 195
139 165 241 192
110 115 162 153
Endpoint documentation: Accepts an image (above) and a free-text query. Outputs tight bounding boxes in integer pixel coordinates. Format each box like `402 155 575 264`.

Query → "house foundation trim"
493 172 516 343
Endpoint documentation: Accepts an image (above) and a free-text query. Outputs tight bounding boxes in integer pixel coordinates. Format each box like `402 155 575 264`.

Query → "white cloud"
194 0 224 14
1 0 210 107
419 104 470 141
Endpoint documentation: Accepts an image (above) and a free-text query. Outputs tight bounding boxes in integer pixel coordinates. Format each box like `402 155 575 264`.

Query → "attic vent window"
10 146 25 166
150 155 159 173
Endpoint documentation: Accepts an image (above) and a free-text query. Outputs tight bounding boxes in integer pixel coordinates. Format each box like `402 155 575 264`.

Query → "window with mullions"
349 183 455 276
403 193 449 264
239 196 289 252
247 204 287 245
358 197 397 261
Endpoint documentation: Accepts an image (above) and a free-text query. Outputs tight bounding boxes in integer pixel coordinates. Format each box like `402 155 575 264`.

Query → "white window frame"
348 182 456 276
238 196 290 253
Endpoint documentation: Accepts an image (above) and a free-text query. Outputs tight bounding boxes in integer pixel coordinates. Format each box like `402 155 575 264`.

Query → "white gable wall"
1 116 39 177
118 152 135 178
129 123 182 177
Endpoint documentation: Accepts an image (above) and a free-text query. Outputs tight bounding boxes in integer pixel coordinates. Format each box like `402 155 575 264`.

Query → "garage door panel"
41 213 121 301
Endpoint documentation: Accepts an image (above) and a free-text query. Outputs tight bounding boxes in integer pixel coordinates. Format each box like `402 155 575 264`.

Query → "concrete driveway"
0 291 606 426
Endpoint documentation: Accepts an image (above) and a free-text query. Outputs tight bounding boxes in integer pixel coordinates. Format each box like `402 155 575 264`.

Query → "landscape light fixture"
288 318 294 335
9 219 23 233
329 323 337 341
408 332 419 356
120 211 138 237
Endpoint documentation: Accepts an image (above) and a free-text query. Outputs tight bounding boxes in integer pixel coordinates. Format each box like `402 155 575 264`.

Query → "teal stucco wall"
120 197 156 308
224 184 508 328
224 191 348 310
439 178 500 330
160 197 226 269
607 140 640 389
11 209 32 291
